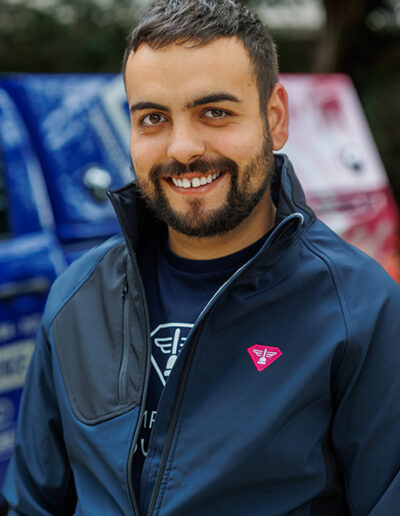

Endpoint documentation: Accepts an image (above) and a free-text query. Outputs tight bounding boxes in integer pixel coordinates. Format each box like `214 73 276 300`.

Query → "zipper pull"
122 279 129 298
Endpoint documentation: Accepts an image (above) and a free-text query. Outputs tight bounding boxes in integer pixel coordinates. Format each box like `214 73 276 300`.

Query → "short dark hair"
123 0 279 112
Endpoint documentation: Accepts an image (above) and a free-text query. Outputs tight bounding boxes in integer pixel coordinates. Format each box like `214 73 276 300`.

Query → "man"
2 0 400 514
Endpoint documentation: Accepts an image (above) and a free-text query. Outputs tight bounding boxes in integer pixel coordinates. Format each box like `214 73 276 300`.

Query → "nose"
166 120 206 164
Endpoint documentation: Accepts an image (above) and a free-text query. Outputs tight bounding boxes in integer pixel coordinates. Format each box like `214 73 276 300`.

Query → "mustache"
149 157 238 180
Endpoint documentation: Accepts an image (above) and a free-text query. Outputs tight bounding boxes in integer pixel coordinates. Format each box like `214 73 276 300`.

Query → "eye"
140 113 167 126
203 108 229 120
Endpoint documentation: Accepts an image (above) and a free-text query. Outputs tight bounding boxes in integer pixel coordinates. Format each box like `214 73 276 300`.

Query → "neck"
168 190 276 260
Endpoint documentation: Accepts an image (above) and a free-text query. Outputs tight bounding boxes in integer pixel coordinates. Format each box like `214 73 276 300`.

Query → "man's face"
125 37 275 238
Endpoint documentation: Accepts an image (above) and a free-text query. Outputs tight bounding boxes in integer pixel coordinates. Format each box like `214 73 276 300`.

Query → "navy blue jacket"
3 155 400 515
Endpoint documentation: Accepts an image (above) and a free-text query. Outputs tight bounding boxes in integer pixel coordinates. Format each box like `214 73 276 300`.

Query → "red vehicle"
280 74 399 281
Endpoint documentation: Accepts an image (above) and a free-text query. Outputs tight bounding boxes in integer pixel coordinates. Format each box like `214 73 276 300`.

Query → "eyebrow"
130 92 240 114
187 93 240 109
130 101 169 113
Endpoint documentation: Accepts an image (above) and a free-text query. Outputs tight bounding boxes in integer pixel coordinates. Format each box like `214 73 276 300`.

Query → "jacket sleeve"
331 268 400 515
1 323 76 515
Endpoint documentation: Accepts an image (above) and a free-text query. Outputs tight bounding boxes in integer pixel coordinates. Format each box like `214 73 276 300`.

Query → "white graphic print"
134 410 157 456
253 348 278 365
134 323 195 465
151 323 194 385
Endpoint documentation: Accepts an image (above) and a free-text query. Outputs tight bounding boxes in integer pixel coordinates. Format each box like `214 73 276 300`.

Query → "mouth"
169 172 222 189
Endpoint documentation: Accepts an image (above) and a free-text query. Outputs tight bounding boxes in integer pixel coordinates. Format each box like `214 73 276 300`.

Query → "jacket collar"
272 154 314 224
107 153 315 253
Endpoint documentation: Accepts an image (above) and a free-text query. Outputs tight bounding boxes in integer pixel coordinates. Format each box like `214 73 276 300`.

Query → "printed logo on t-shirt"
133 322 194 462
150 322 194 384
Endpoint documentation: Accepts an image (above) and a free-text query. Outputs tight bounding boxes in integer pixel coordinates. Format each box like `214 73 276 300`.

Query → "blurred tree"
248 0 400 201
0 0 138 73
0 0 398 199
311 0 400 200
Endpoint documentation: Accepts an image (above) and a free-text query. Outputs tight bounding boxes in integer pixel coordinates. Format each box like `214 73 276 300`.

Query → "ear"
267 83 289 151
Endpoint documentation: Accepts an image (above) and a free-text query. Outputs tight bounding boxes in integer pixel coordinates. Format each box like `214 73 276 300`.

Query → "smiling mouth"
170 172 222 189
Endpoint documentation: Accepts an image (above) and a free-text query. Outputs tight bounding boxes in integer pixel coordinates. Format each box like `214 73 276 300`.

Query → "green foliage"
0 0 398 201
0 0 138 73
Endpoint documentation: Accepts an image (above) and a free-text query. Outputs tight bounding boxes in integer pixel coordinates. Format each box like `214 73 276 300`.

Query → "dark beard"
134 133 274 238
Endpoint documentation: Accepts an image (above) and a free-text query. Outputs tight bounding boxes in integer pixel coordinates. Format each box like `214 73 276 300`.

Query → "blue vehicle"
0 74 131 491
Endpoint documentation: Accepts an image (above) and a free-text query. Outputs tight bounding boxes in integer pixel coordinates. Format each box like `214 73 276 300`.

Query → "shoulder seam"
302 235 352 369
44 238 125 334
302 234 356 515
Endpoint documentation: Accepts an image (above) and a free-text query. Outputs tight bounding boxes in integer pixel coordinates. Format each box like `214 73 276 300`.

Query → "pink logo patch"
247 345 282 372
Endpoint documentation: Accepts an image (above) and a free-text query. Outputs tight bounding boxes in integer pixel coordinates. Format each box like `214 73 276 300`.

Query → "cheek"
130 136 164 175
208 126 263 165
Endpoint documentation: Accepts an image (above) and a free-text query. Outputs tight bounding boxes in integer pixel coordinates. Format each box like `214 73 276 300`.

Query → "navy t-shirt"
133 230 268 497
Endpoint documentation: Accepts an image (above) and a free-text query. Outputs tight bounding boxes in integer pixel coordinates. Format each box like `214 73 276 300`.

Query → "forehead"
124 37 258 107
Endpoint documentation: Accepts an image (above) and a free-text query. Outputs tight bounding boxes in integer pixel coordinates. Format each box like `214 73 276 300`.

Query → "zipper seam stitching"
108 191 152 516
147 327 202 515
126 260 152 516
118 280 129 404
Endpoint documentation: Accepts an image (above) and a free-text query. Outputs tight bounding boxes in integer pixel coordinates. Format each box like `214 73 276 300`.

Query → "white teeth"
172 178 184 187
171 172 221 188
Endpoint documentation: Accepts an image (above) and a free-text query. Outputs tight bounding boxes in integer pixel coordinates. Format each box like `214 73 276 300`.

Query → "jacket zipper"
119 278 129 404
146 323 203 515
125 259 152 516
145 213 304 515
107 192 152 516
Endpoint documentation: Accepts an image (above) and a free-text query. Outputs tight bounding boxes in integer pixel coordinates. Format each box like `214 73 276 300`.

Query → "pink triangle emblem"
247 345 282 372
